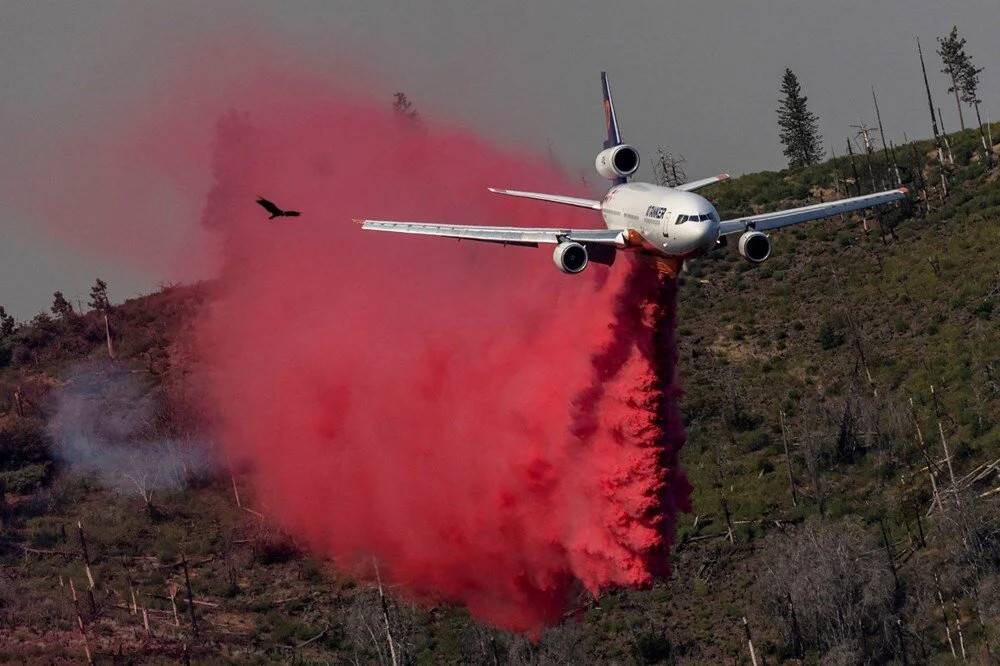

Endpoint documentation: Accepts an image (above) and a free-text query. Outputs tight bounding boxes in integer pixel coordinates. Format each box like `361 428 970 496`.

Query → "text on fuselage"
645 206 668 219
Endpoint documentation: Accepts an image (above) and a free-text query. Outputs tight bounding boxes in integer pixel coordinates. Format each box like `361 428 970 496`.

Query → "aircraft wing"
718 188 908 236
676 173 730 192
487 188 602 210
357 219 627 247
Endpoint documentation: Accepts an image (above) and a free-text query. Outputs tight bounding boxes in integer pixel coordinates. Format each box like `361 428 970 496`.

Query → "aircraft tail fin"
600 71 623 149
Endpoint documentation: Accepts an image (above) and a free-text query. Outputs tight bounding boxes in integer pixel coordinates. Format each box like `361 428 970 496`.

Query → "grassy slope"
0 127 998 663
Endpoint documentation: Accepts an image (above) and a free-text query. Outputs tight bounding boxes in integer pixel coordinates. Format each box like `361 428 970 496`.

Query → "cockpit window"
677 213 718 224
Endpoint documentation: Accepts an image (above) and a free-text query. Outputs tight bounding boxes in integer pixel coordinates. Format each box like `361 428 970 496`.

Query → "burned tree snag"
918 39 949 197
181 553 199 637
68 579 94 665
930 385 958 502
935 574 958 657
77 521 97 617
779 411 798 507
910 398 943 511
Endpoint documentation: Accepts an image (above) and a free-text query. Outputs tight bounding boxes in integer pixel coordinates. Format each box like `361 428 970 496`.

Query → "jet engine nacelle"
738 231 771 263
553 241 589 274
595 144 640 180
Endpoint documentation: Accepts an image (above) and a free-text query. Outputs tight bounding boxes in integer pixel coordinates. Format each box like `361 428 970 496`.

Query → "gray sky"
1 1 997 318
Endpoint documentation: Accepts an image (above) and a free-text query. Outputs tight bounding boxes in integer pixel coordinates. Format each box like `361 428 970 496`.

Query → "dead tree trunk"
879 518 899 592
938 108 955 165
909 398 942 511
69 579 95 665
830 143 844 198
168 583 181 627
139 590 152 637
986 110 994 155
76 521 97 617
935 574 958 657
905 137 930 214
127 576 138 615
896 618 910 666
913 498 926 547
374 559 399 666
104 314 116 362
973 103 991 168
721 494 735 544
846 138 871 231
918 39 949 197
224 451 242 509
787 594 804 658
930 385 958 502
846 138 863 196
779 411 798 507
951 598 967 661
742 616 762 666
972 587 993 658
872 86 903 187
181 553 199 637
873 88 901 187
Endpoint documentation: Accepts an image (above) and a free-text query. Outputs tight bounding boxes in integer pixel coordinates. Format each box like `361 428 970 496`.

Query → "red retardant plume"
3 47 691 632
193 81 692 634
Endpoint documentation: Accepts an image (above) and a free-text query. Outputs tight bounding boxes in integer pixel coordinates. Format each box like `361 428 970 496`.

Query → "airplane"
357 72 907 277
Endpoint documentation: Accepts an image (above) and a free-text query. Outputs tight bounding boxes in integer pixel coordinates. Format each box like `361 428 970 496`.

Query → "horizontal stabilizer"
676 173 730 192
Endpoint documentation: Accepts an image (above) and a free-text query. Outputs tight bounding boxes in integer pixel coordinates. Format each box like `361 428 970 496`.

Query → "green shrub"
0 420 53 471
634 632 672 665
0 463 51 493
818 321 845 350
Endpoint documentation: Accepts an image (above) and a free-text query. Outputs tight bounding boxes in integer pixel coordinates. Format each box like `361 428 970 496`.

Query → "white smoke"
46 363 212 497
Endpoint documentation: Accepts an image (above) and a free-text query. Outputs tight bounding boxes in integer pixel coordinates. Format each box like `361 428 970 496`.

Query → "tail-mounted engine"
738 231 771 263
553 242 589 274
595 144 640 180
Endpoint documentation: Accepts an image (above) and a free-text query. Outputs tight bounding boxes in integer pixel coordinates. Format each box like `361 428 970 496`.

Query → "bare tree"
392 92 419 124
123 452 159 515
758 520 898 660
652 147 688 187
345 573 417 665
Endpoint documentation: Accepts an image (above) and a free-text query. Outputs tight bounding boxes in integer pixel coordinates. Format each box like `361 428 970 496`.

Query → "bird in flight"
256 197 301 220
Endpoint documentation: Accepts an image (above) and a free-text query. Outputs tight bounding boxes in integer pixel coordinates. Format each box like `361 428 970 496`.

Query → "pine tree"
954 37 989 163
88 279 111 312
51 291 75 319
777 69 825 169
0 306 15 338
937 27 971 132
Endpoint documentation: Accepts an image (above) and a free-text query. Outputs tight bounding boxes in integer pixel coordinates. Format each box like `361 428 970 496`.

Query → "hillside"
1 125 999 664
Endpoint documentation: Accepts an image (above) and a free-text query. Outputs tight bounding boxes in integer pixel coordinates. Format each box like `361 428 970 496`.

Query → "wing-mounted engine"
553 242 589 273
595 144 640 181
738 231 771 263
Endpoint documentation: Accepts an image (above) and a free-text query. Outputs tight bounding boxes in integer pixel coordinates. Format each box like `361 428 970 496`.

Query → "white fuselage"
600 183 721 258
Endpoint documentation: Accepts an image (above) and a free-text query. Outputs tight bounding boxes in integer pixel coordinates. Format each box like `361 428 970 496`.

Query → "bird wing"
256 197 284 216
